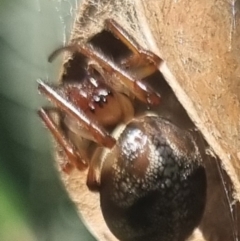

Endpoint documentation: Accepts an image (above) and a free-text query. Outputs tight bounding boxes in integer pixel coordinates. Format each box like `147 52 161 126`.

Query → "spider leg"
104 18 162 80
86 147 106 192
37 79 116 148
48 45 161 105
104 19 162 68
38 107 104 192
38 107 88 173
39 107 105 191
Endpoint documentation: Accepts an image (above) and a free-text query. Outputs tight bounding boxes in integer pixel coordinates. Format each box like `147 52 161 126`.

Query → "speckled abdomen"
100 116 206 241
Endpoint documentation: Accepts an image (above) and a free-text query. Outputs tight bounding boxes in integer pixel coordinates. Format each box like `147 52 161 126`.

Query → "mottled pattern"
100 116 206 241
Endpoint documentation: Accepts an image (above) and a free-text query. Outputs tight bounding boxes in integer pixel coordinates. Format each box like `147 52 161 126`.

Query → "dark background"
0 0 96 240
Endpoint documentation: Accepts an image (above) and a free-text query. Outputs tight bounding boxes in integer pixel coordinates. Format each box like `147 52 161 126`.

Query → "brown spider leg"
38 107 88 173
86 147 106 192
48 45 161 105
39 107 106 191
37 79 116 148
104 19 162 69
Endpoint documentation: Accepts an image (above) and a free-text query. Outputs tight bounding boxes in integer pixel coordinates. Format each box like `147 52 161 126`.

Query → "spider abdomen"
100 115 206 241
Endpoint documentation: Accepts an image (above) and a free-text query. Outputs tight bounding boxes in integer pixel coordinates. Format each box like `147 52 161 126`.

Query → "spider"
38 19 206 241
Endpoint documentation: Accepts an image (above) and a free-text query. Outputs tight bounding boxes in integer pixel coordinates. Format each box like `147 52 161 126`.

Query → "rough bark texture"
137 0 240 201
55 0 240 240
